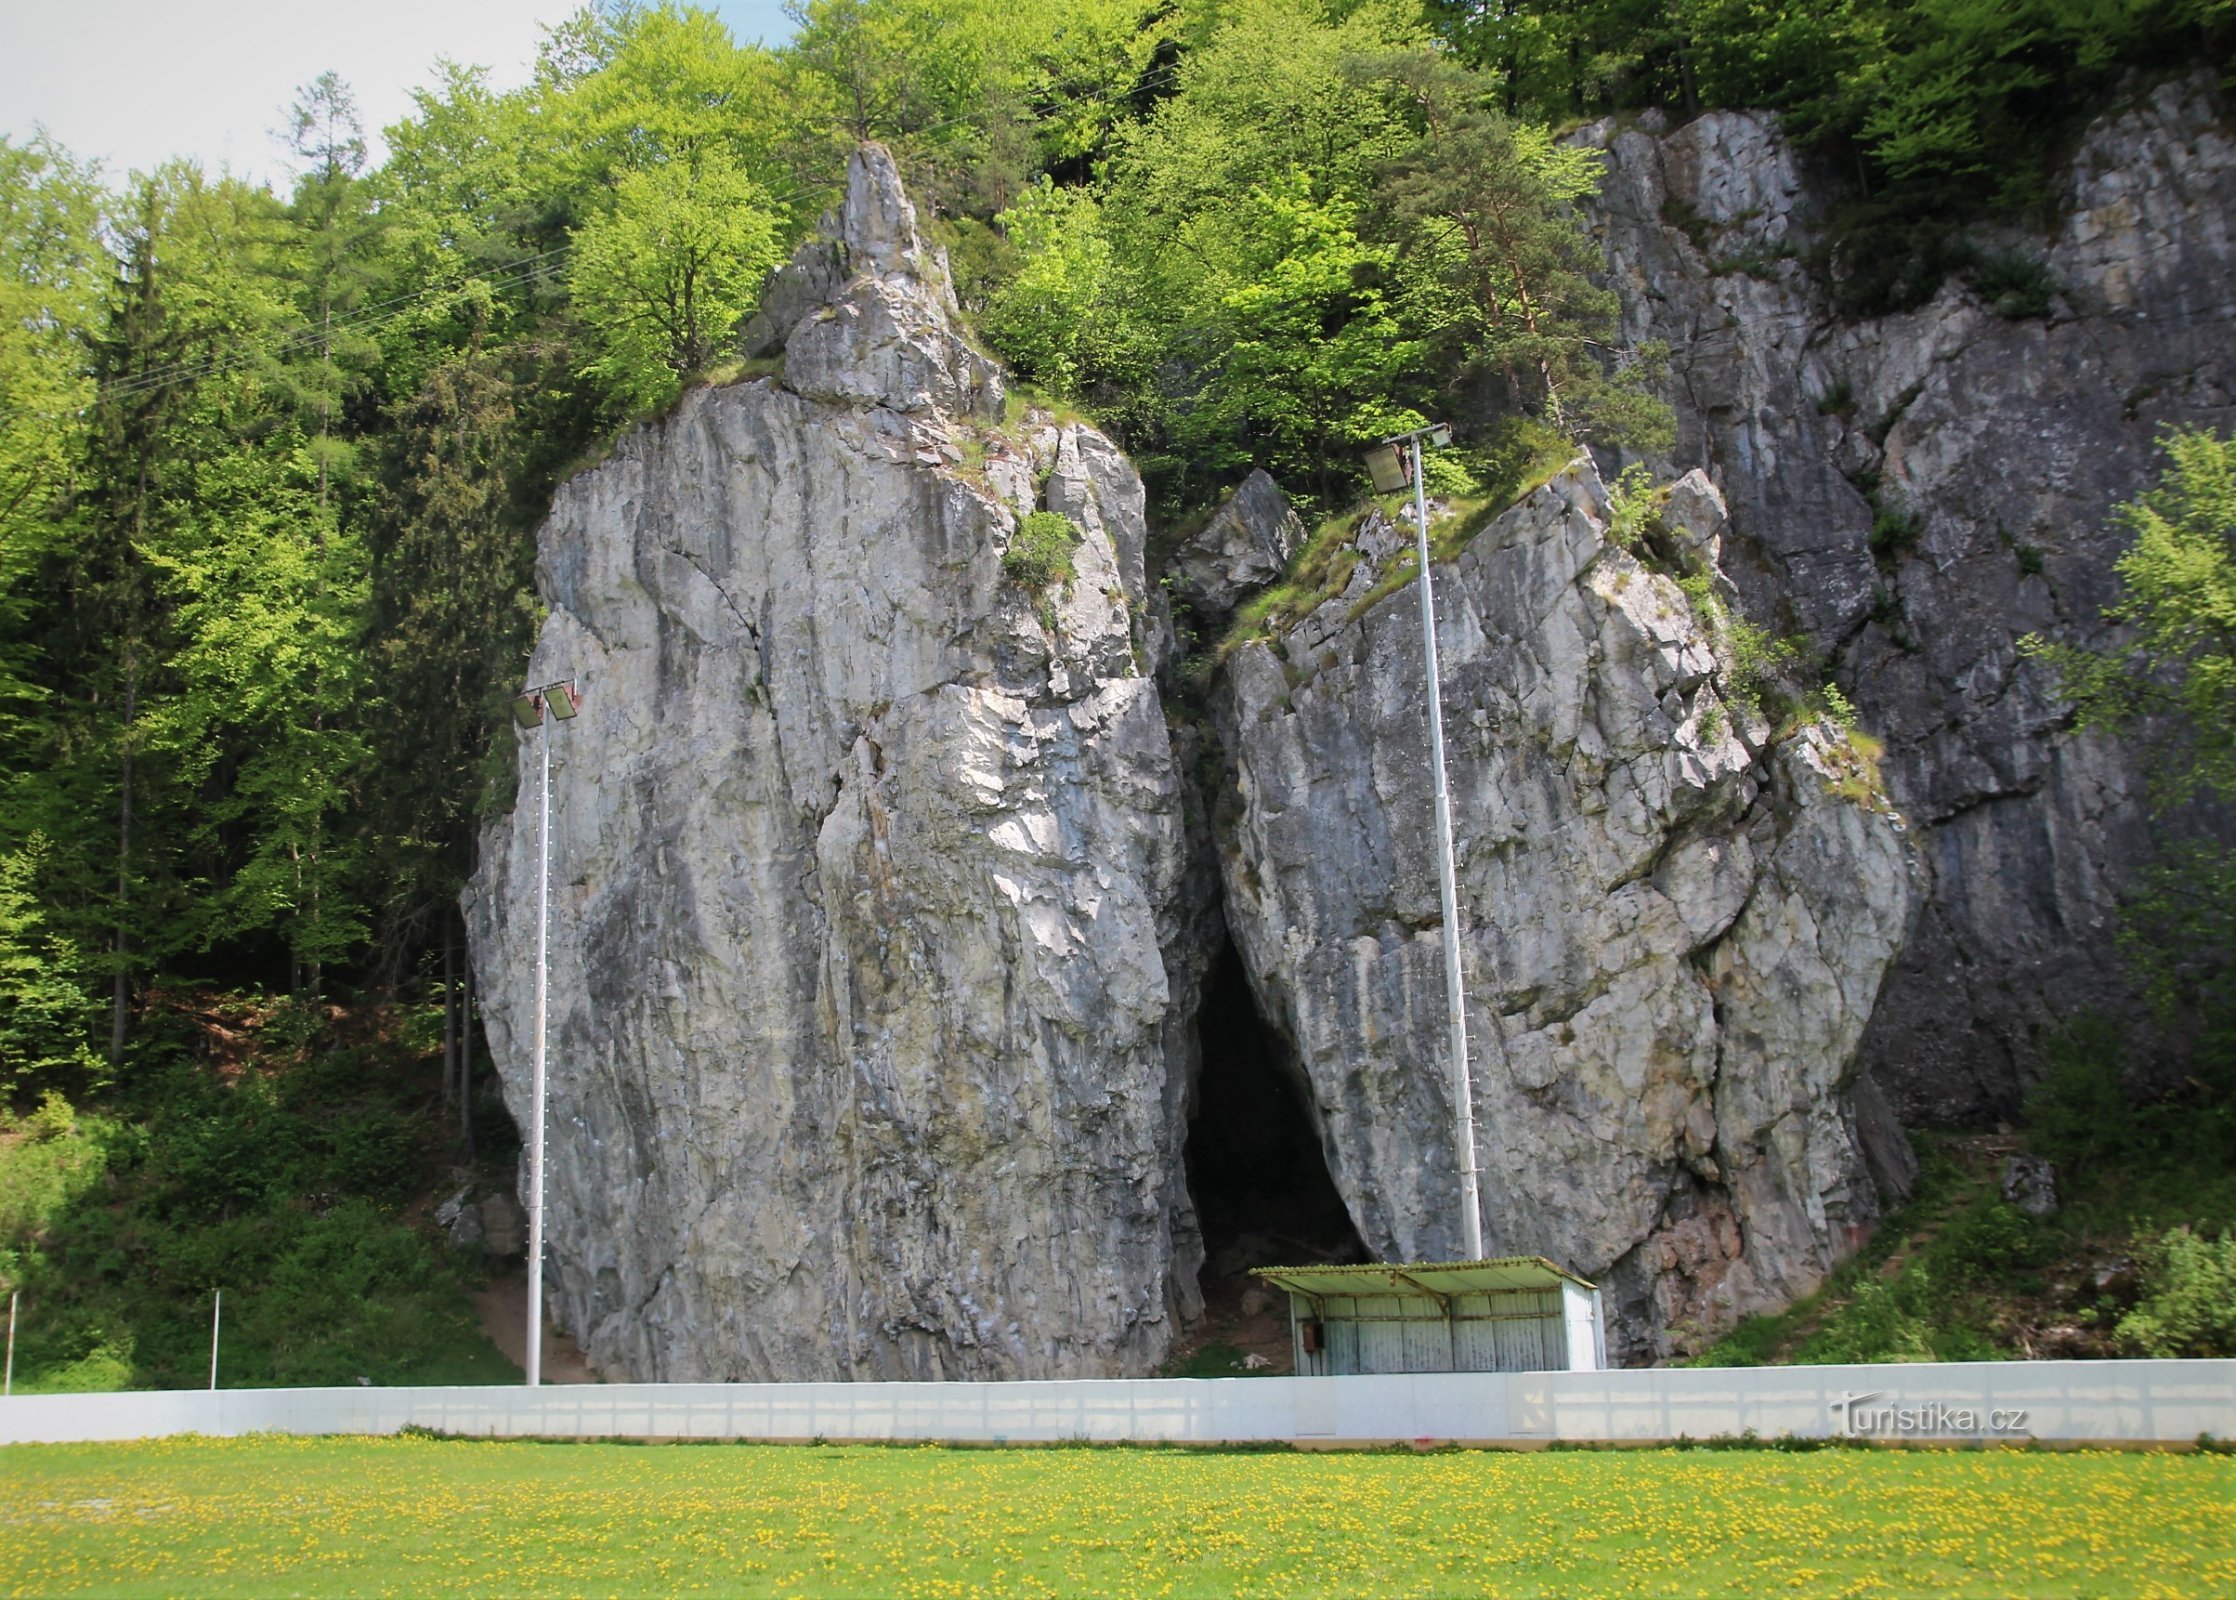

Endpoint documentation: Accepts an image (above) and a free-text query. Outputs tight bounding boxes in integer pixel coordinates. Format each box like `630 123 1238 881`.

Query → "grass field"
1 1437 2231 1598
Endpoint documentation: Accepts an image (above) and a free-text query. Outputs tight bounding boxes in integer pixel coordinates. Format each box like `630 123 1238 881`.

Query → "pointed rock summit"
468 148 1208 1383
744 142 1002 419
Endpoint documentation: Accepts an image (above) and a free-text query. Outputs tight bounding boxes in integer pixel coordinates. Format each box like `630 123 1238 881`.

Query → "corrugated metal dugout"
1254 1257 1606 1376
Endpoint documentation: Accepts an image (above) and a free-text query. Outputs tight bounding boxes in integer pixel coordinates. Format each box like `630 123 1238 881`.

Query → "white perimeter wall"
2 1361 2231 1448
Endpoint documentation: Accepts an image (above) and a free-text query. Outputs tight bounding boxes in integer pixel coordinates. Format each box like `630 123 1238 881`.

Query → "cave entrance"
1183 939 1368 1356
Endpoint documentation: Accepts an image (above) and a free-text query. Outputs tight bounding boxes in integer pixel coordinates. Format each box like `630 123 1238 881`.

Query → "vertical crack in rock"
466 145 1217 1381
1209 465 1918 1361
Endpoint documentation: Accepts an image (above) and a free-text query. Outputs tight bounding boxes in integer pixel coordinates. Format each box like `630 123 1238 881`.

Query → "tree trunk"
441 924 457 1109
109 667 135 1068
461 959 477 1161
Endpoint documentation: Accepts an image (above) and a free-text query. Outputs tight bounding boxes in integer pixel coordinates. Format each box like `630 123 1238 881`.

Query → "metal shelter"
1254 1257 1606 1376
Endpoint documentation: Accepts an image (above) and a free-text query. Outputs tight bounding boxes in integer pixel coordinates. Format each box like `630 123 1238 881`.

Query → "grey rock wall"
466 146 1209 1381
1213 466 1917 1360
1588 76 2236 1122
465 86 2227 1373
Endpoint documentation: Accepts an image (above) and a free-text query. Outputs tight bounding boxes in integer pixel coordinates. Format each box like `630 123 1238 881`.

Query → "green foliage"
0 1005 511 1391
2025 430 2236 1039
1431 0 2232 309
1002 510 1082 590
568 156 787 409
1700 1000 2236 1370
1371 57 1670 448
1605 462 1663 553
2024 1018 2144 1172
2024 1017 2236 1219
2029 428 2236 805
0 837 100 1089
1968 249 2060 319
2116 1226 2236 1357
982 181 1128 394
1869 499 1924 565
970 2 1664 511
1678 570 1808 726
1693 1143 2043 1367
1167 170 1422 493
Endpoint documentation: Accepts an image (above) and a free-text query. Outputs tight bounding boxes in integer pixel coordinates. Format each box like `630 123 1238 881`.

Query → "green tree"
1371 55 1668 446
0 137 103 815
2033 429 2236 805
2025 428 2236 1024
1169 171 1422 498
148 442 373 990
0 835 101 1088
279 72 385 508
365 340 542 965
566 154 786 407
983 181 1123 393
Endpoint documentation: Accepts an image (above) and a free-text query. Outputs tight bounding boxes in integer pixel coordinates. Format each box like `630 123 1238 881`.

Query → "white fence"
2 1360 2230 1448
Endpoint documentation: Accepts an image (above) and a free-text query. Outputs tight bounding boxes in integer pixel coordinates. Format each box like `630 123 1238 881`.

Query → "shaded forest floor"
0 993 522 1392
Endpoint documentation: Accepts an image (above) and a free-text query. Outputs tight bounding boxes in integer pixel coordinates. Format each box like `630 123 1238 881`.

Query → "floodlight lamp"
1429 424 1453 448
545 680 581 720
1364 443 1408 494
511 691 545 728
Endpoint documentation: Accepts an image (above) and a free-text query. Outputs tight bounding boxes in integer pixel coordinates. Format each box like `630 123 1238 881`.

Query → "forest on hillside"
1 0 2233 1385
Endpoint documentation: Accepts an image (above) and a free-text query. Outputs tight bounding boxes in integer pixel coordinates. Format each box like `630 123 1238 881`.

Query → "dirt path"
474 1274 601 1384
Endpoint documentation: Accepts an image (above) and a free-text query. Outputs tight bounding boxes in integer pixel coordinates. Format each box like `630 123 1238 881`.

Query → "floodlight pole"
208 1289 220 1390
512 677 578 1389
527 709 549 1388
6 1291 17 1397
1395 428 1485 1262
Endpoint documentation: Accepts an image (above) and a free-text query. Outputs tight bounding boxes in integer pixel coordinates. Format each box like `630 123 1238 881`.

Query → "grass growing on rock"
0 1435 2228 1598
1693 1017 2236 1366
1001 511 1082 591
1210 423 1574 665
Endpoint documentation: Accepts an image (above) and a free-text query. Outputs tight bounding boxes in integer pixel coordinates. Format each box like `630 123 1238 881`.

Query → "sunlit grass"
0 1435 2228 1597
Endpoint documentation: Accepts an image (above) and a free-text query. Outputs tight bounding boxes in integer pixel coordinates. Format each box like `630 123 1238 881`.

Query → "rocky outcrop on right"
1587 75 2236 1122
1214 462 1917 1361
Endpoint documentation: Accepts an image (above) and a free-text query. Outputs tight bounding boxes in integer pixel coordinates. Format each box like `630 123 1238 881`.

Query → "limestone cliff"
466 146 1209 1381
1211 468 1917 1360
464 96 2218 1374
1588 75 2236 1122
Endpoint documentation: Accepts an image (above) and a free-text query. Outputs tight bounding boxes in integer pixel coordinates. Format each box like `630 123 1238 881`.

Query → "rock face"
1587 76 2236 1122
466 145 1207 1381
1170 469 1307 619
1214 465 1917 1361
466 94 2223 1372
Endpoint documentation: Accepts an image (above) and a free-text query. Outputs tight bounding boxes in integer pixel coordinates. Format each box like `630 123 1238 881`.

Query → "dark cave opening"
1183 940 1369 1283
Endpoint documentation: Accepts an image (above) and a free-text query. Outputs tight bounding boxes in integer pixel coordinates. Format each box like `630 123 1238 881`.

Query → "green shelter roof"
1249 1256 1595 1299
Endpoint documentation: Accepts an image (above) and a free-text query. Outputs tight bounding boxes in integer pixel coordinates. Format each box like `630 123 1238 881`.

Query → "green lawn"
0 1437 2229 1598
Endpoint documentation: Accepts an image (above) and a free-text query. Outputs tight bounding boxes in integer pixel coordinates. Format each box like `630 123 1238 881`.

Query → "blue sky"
0 0 799 184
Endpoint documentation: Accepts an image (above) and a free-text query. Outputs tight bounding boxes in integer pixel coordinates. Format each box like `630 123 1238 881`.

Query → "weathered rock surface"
1215 465 1918 1360
1170 469 1307 619
1587 76 2236 1122
466 146 1208 1381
